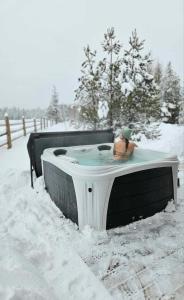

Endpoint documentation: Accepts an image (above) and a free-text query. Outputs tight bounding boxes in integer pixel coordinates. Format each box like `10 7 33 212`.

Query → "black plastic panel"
43 161 78 225
106 167 173 229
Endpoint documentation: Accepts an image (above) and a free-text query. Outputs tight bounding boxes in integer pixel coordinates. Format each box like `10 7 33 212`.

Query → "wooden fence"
0 116 50 149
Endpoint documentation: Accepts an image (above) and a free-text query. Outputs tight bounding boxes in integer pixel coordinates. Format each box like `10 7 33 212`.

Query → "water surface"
64 147 170 166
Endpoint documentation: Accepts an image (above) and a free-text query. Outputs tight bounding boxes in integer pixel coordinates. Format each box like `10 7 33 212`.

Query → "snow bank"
139 123 184 161
45 120 77 132
0 171 112 300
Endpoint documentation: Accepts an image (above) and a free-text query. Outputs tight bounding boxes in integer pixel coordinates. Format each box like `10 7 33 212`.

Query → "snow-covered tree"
153 61 163 121
154 61 163 86
121 29 160 125
99 27 123 127
179 83 184 124
47 86 61 123
75 46 101 129
161 62 181 124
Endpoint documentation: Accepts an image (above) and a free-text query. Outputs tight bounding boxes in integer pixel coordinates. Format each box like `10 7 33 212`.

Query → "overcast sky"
0 0 183 109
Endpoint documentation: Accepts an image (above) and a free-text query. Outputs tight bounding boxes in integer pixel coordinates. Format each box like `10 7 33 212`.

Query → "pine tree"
99 27 123 127
153 61 163 120
75 45 101 129
47 86 61 123
154 61 163 86
121 29 160 125
161 62 181 124
179 83 184 124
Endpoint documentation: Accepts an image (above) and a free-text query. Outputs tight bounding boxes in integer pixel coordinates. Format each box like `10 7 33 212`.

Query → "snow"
145 74 153 80
161 105 171 116
97 101 109 119
0 121 184 299
168 103 176 109
0 171 112 300
121 81 135 96
135 73 143 83
140 123 184 161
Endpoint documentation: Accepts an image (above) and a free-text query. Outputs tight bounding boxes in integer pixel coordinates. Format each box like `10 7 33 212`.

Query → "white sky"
0 0 183 109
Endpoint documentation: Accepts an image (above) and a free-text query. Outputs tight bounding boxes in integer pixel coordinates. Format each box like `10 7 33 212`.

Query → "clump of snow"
121 80 134 96
97 101 109 119
161 102 171 116
168 103 176 109
164 200 176 213
145 73 153 80
82 225 109 245
135 73 143 83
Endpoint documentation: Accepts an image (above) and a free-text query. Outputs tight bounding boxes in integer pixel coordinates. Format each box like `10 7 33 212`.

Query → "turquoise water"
65 147 170 166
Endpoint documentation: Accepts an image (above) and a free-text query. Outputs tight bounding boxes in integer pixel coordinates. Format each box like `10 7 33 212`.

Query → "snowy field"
0 122 184 300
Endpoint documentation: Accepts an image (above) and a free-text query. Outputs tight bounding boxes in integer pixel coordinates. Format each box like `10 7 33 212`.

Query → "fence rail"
0 116 49 149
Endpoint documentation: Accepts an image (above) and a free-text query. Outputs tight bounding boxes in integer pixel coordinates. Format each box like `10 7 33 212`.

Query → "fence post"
22 116 26 136
43 118 45 129
40 118 42 130
5 113 12 149
34 118 37 132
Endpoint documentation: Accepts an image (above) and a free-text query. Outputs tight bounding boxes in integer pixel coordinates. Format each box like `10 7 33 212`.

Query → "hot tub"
41 144 179 230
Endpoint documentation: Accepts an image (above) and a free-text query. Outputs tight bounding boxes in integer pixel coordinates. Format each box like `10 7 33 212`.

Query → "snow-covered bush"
130 122 161 141
161 62 181 124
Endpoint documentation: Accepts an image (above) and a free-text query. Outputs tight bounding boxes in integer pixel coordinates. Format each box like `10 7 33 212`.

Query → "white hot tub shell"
41 143 179 230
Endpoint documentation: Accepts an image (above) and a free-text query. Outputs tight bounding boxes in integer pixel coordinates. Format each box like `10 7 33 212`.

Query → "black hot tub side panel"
43 161 78 225
106 167 174 229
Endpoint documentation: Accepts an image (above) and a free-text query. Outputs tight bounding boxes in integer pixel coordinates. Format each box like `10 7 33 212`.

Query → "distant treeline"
0 107 47 120
0 104 79 122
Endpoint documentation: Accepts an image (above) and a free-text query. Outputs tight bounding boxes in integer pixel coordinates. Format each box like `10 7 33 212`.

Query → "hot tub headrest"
97 145 111 151
54 149 67 156
27 129 114 185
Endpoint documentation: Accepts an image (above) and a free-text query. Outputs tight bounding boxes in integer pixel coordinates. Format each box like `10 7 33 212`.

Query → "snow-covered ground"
0 122 184 299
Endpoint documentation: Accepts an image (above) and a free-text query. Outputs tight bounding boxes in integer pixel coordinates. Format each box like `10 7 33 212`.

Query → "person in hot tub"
113 127 138 160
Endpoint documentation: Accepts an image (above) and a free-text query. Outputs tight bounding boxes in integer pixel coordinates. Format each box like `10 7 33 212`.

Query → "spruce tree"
153 61 163 120
121 29 160 125
161 62 181 124
179 83 184 124
75 46 101 129
99 27 123 127
154 61 163 86
47 86 61 123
